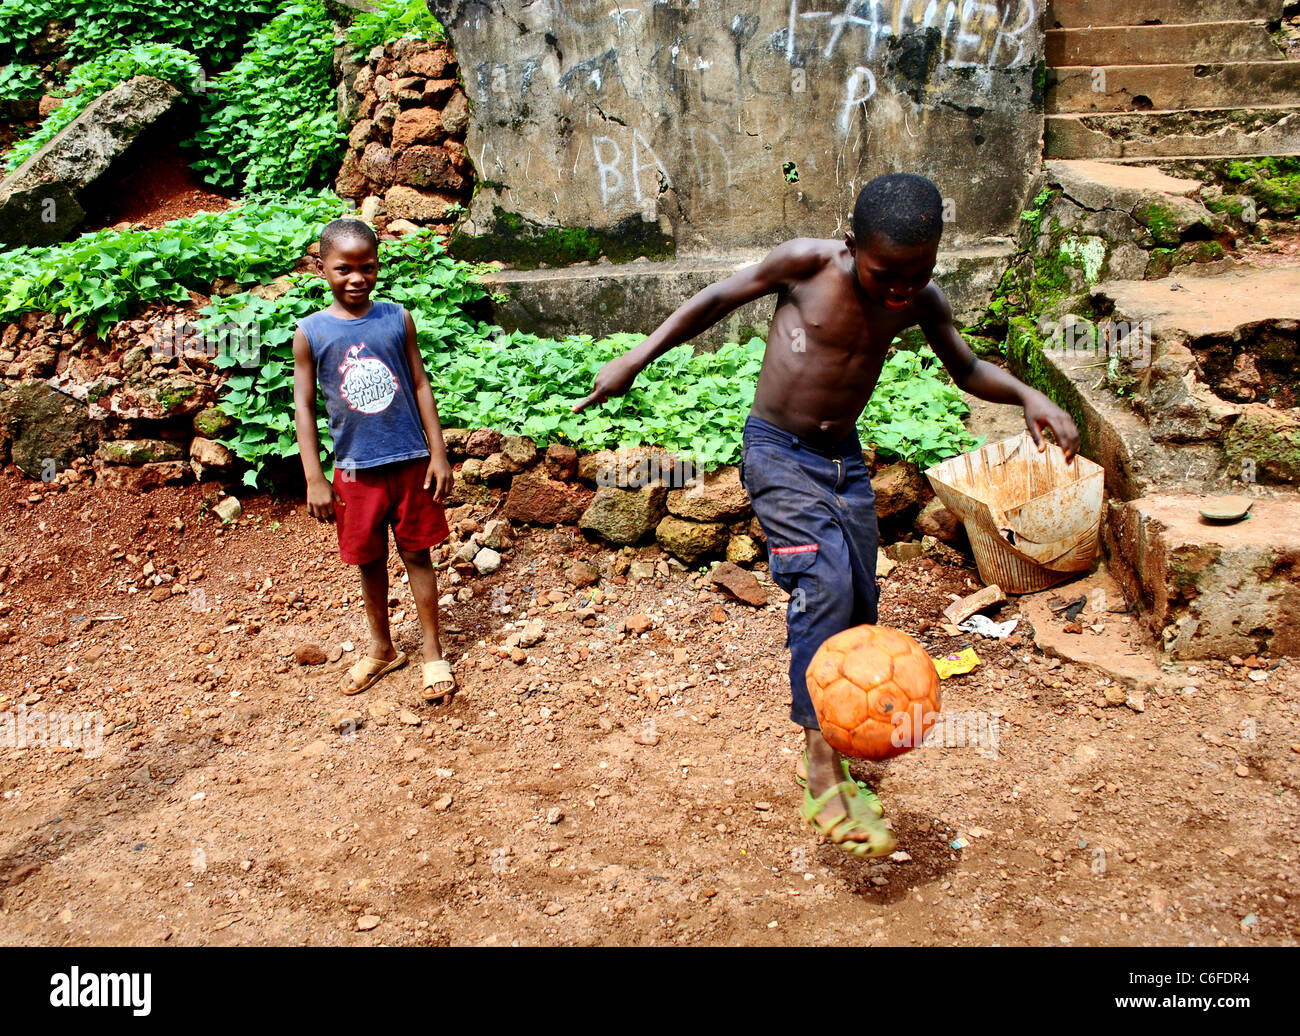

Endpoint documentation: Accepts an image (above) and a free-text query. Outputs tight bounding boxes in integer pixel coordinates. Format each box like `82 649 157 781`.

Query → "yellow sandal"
422 659 457 704
341 651 407 696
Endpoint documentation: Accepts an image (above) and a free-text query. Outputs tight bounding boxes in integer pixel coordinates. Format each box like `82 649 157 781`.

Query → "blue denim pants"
739 414 880 729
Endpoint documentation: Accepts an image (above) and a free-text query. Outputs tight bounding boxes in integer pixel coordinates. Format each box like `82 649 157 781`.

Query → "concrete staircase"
1045 0 1300 160
1008 143 1300 660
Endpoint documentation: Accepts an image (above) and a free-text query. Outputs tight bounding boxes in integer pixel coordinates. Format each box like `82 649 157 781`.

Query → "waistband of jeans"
743 413 862 459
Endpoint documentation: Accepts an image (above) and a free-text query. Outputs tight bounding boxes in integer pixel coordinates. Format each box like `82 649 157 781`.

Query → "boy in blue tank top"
293 219 457 703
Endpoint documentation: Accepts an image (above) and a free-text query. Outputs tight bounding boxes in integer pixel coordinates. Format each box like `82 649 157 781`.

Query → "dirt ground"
1 461 1297 948
81 134 236 231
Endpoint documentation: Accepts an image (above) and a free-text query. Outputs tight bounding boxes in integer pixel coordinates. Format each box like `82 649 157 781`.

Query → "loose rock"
294 643 326 666
624 613 653 636
473 548 502 575
709 561 768 607
566 560 600 588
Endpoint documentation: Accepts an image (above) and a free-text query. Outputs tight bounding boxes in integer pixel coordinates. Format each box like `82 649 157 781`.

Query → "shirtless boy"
575 173 1079 856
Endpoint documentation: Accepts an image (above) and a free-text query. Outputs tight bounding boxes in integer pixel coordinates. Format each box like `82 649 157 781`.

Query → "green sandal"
795 750 884 818
800 780 897 858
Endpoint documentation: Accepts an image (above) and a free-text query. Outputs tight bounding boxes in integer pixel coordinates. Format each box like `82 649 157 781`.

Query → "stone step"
1104 492 1300 660
1008 260 1300 505
1020 565 1165 693
1046 23 1286 66
1046 0 1283 29
1008 316 1221 506
1045 158 1203 210
1081 150 1300 163
1045 107 1300 159
477 242 1016 347
1095 265 1300 338
1048 62 1300 114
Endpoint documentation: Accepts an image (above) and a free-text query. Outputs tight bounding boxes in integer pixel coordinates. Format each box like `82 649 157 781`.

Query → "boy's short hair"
320 218 379 259
852 174 944 247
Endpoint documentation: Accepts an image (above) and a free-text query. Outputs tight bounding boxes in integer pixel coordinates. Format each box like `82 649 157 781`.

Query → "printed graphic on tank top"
339 343 399 414
297 300 430 471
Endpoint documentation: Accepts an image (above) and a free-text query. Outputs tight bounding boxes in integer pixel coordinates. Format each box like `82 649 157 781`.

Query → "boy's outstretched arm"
292 328 338 521
917 285 1081 460
401 309 453 502
572 240 823 412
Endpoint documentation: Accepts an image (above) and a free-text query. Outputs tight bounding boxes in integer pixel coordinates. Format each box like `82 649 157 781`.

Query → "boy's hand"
1024 394 1081 461
306 476 338 522
424 455 453 502
573 355 639 412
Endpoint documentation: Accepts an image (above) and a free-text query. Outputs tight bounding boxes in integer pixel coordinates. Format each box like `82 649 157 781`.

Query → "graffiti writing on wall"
781 0 1038 68
440 0 1039 224
588 123 739 212
591 128 670 210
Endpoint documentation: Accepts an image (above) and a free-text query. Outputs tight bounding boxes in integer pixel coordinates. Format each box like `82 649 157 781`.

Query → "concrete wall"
431 0 1045 256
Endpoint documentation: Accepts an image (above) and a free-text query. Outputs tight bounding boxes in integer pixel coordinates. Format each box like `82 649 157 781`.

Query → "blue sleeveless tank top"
297 300 430 471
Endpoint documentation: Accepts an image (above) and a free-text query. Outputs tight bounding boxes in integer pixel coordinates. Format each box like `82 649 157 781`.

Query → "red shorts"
333 457 449 565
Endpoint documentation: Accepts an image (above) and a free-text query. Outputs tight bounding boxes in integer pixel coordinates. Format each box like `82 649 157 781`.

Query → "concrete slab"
1047 158 1202 211
1020 565 1164 694
479 253 771 347
479 242 1015 346
1096 151 1300 164
1094 266 1300 338
1105 492 1300 659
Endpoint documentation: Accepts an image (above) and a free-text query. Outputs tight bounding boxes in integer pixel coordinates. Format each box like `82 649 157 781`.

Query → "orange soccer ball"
806 625 941 760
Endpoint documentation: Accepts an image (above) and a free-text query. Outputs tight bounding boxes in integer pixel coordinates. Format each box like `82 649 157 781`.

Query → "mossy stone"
193 405 235 438
450 206 675 269
1224 408 1300 484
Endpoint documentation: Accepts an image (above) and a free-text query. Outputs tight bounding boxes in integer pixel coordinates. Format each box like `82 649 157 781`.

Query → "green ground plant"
188 1 343 195
3 42 201 173
0 61 41 100
346 0 445 49
202 231 979 486
0 192 343 332
2 4 337 194
0 1 276 67
1018 186 1055 240
1 205 979 485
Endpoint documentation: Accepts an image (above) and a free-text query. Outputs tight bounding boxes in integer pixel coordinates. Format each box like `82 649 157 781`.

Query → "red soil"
82 133 234 232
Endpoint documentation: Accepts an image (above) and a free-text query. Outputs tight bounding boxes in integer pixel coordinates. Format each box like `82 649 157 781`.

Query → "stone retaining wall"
332 37 474 236
436 427 945 567
0 305 240 491
1 362 948 566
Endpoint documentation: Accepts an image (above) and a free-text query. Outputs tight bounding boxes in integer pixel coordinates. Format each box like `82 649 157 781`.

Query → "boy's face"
318 238 379 305
846 230 939 310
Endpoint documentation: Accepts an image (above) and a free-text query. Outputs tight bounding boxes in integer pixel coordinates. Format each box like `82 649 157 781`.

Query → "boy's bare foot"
801 728 895 856
398 546 451 702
